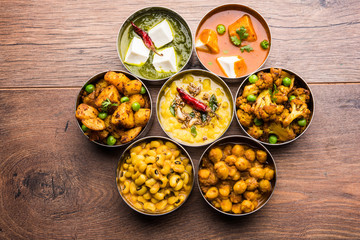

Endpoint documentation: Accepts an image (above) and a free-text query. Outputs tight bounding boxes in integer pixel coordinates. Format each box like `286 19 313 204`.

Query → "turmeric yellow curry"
159 73 232 146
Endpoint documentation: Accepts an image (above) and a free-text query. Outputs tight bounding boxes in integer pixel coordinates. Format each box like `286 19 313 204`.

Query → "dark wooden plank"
0 84 359 239
0 0 359 87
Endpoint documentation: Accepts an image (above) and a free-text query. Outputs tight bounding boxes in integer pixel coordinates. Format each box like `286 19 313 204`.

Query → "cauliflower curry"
236 68 312 144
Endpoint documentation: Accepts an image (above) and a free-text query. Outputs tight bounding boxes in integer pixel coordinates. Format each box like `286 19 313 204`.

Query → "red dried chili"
130 22 163 56
177 87 210 112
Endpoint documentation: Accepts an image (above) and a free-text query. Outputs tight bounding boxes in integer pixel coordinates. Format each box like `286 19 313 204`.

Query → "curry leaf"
209 94 218 112
169 101 176 116
169 106 175 116
190 125 197 138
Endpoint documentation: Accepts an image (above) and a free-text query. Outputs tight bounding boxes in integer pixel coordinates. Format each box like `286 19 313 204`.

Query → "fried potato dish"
76 71 151 145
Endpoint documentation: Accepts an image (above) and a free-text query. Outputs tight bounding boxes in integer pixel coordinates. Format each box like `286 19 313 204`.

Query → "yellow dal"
159 74 232 145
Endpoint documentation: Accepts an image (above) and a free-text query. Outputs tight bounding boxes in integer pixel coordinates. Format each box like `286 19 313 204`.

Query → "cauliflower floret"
237 109 253 127
252 90 269 116
242 84 259 98
264 122 296 142
283 99 311 127
252 90 284 122
268 107 289 124
255 72 273 90
247 125 264 139
290 88 310 103
270 68 282 86
273 85 291 104
236 96 252 113
273 74 294 104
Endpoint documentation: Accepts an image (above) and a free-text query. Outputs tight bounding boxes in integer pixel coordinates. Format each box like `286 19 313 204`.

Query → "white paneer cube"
148 19 174 48
124 36 150 65
195 39 209 52
153 47 177 73
216 56 245 78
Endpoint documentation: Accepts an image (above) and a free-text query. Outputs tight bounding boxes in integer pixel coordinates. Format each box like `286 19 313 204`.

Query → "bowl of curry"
117 7 193 83
157 69 234 147
194 4 271 81
235 67 315 145
75 70 153 147
197 135 277 216
116 136 195 215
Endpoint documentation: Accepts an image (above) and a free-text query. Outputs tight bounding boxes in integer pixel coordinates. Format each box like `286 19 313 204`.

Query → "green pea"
107 135 116 145
85 84 95 93
140 86 146 94
249 74 259 84
269 135 278 144
216 24 226 35
98 112 108 120
298 118 307 127
132 102 140 112
282 77 291 87
288 95 296 102
254 117 263 126
121 96 130 103
260 40 269 49
247 94 257 102
81 124 89 132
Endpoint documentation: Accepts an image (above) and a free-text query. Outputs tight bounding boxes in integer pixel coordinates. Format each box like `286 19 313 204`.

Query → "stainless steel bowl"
117 6 193 85
197 135 277 216
156 69 234 147
194 4 272 83
116 136 195 216
75 70 153 147
235 67 315 146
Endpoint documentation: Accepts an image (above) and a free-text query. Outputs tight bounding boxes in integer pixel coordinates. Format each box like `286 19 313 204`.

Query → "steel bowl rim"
234 66 316 146
116 6 194 82
115 135 196 216
75 70 153 148
156 68 235 147
193 3 272 81
196 134 277 216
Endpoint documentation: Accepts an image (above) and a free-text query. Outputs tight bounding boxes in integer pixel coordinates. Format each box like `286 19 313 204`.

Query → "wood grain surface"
1 84 360 239
0 0 359 87
0 0 360 239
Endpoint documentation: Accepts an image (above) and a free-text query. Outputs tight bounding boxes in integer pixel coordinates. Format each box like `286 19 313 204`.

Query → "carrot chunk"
228 14 257 43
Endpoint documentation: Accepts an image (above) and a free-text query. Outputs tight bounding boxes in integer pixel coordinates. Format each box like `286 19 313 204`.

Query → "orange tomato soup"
196 10 270 78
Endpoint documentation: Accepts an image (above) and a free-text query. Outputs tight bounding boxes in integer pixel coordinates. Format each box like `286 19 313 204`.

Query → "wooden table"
1 0 359 239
